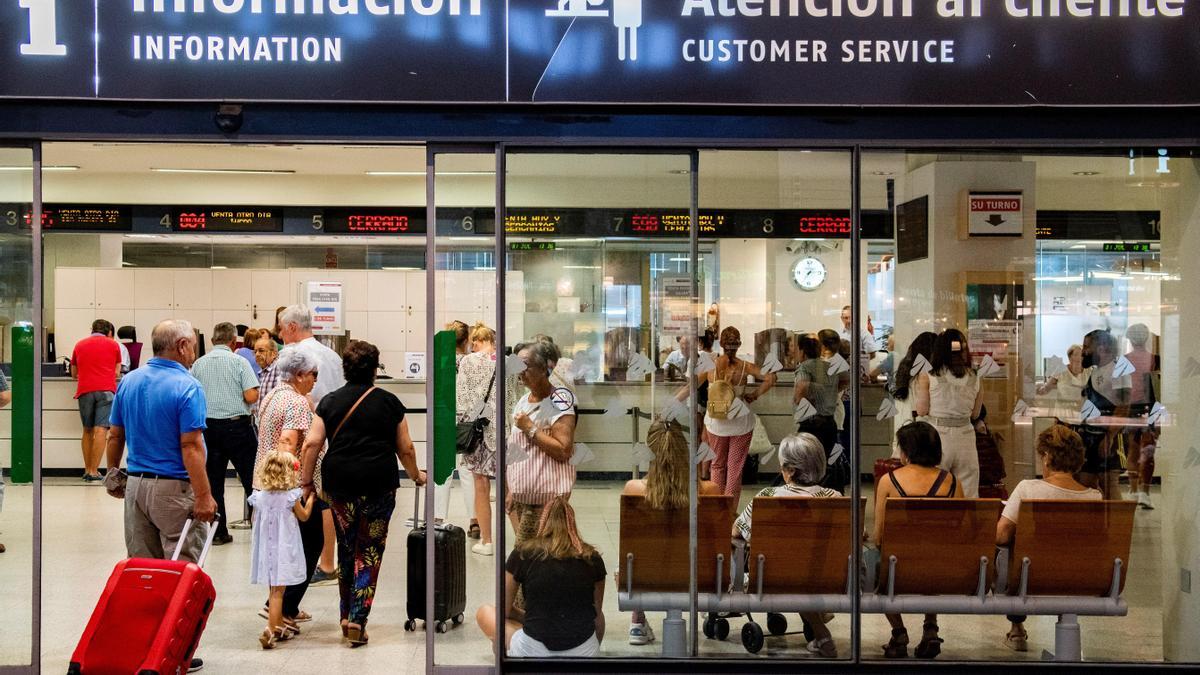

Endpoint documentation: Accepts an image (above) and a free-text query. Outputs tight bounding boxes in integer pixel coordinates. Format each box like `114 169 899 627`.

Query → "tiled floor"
0 477 1166 671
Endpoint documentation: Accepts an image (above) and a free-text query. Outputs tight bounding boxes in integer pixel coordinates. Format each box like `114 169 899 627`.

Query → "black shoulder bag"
456 372 496 455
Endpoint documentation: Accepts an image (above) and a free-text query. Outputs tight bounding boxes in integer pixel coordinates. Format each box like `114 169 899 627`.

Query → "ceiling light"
1073 171 1101 176
563 265 600 270
382 266 419 271
151 167 295 175
0 165 78 171
210 265 228 270
871 171 896 176
365 170 494 176
667 169 691 175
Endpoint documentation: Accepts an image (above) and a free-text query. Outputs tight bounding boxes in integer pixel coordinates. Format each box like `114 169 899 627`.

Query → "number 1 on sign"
20 0 67 56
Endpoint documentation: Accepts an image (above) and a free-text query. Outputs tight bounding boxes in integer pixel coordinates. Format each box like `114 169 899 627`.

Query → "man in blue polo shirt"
104 319 215 672
105 319 217 559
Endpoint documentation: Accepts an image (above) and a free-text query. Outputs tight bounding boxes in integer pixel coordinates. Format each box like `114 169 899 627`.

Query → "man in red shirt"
72 319 122 482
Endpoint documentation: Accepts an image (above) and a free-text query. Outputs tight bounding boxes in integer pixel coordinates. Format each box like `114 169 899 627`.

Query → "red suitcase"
69 519 218 675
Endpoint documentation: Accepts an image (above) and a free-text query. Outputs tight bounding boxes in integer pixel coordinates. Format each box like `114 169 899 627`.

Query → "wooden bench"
745 497 865 597
877 498 1003 597
617 494 734 657
1005 499 1135 598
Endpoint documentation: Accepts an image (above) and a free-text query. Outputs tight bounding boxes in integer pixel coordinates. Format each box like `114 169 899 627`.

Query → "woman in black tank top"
871 422 964 659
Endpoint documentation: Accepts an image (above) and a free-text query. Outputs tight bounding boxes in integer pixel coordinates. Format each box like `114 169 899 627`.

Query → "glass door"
500 150 698 665
0 144 36 670
426 146 501 672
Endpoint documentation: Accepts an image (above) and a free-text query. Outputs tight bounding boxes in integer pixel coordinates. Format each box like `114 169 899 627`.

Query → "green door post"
10 324 33 484
433 330 457 485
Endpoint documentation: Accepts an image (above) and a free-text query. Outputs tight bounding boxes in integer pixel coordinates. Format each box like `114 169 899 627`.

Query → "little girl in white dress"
250 450 314 649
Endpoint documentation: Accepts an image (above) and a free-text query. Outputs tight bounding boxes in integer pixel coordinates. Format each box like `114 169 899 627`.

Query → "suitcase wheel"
404 619 417 632
452 613 464 626
436 621 449 634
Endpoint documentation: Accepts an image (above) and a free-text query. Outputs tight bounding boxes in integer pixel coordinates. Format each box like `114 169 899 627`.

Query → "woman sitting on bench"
476 497 606 657
872 421 963 659
732 432 841 658
621 419 721 646
997 424 1101 652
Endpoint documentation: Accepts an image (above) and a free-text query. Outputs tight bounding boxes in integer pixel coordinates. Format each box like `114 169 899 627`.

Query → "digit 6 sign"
19 0 67 56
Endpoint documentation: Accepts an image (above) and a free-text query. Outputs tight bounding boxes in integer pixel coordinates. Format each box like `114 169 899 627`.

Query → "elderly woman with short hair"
253 348 320 634
506 339 578 549
732 432 842 658
300 340 426 646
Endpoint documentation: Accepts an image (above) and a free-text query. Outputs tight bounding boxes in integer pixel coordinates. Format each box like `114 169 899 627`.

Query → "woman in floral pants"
301 340 426 646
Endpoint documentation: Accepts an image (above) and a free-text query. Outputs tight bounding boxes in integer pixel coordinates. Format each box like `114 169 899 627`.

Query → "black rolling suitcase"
403 486 467 634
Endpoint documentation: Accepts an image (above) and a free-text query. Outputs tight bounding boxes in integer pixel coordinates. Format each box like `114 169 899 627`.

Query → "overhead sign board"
967 192 1024 237
1 1 1198 105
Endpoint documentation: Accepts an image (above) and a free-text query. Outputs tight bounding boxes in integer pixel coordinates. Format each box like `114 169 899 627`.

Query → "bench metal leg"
1053 614 1082 662
661 609 687 658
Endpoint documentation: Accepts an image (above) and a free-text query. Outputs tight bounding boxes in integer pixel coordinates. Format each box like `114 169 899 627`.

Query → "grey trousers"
125 475 204 562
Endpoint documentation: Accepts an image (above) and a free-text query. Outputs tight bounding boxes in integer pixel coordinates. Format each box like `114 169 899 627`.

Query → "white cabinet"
172 270 213 310
367 270 408 311
133 269 175 310
94 269 134 310
55 308 98 356
55 268 96 309
406 311 427 352
250 270 293 323
212 269 253 312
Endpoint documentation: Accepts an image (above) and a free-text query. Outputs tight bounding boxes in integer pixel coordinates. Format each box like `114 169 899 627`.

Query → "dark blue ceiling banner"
1 1 1199 105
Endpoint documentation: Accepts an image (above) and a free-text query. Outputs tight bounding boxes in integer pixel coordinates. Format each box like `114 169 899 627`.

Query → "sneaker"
472 542 494 556
1138 492 1155 510
310 568 338 586
82 473 103 483
188 657 204 671
806 637 837 658
629 623 655 645
229 519 253 530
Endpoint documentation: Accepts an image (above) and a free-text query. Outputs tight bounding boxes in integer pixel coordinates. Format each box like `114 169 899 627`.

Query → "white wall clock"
792 257 827 291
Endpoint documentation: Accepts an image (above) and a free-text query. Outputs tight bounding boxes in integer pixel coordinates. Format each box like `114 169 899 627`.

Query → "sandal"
914 623 943 659
1004 627 1028 652
882 627 909 658
468 521 481 540
346 623 369 648
259 628 287 650
341 620 350 639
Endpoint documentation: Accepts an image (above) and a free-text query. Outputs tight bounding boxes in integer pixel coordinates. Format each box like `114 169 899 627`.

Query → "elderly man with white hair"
104 319 215 673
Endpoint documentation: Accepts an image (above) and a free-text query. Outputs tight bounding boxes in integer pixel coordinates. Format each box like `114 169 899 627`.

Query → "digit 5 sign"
19 0 67 56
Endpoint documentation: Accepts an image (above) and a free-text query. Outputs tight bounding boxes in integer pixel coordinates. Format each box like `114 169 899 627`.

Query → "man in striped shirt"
191 321 260 545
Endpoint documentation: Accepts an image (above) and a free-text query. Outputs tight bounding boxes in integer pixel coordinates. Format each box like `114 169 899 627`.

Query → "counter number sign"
19 0 67 56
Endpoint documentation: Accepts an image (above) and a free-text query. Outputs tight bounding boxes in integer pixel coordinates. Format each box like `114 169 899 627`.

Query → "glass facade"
6 140 1200 671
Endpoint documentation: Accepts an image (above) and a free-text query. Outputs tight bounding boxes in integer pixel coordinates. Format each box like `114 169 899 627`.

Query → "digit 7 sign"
19 0 67 56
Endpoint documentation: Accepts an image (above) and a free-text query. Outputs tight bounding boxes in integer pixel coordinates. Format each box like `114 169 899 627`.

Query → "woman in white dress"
915 329 984 497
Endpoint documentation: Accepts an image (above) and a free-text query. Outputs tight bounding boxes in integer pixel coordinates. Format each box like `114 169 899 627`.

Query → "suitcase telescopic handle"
172 516 220 568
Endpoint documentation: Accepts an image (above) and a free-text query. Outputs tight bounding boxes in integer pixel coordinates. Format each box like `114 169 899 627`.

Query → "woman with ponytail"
476 498 607 657
619 420 720 645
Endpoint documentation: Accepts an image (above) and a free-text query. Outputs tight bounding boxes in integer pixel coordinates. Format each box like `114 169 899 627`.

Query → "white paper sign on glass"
877 396 898 421
910 353 933 377
827 353 850 377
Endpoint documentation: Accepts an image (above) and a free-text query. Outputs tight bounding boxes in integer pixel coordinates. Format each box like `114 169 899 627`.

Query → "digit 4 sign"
19 0 67 56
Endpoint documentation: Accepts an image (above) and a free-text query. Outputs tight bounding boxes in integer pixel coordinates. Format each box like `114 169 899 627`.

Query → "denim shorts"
77 390 114 428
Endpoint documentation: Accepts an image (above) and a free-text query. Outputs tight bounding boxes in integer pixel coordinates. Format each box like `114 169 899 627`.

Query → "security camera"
214 104 244 135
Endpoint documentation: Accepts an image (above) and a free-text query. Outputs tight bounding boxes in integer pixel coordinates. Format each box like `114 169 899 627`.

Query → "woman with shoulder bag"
458 324 498 556
300 340 426 647
703 326 776 500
